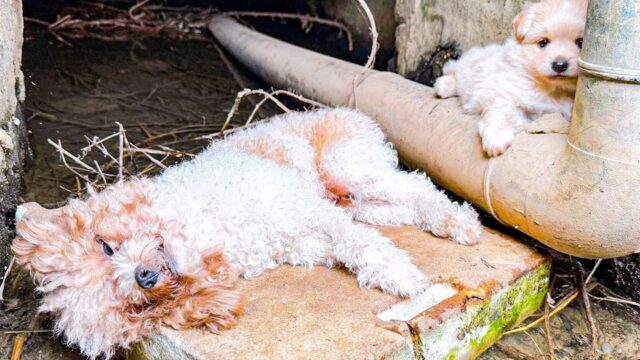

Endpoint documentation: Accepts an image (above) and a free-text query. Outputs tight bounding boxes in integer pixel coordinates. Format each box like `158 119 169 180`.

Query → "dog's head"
512 0 587 89
12 179 242 359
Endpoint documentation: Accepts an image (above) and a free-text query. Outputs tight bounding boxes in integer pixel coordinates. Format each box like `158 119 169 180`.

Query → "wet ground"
2 19 640 360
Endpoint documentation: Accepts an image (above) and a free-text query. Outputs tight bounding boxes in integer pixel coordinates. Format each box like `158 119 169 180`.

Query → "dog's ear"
12 201 91 280
161 250 243 333
513 2 538 43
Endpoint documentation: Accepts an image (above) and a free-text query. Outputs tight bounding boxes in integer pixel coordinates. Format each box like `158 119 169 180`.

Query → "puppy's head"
512 0 587 88
12 180 242 359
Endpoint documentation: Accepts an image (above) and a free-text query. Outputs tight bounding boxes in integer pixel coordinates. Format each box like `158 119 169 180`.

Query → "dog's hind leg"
353 169 480 245
320 207 428 297
321 131 481 245
434 75 457 98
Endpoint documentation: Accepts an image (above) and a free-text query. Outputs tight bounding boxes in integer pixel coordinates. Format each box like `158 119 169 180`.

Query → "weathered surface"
394 0 526 79
0 0 27 268
132 226 549 359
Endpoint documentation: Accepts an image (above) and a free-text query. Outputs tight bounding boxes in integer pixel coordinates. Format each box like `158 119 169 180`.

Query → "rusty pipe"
208 13 640 258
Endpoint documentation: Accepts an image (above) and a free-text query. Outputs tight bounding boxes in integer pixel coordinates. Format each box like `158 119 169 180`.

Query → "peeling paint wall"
0 0 27 267
395 0 527 81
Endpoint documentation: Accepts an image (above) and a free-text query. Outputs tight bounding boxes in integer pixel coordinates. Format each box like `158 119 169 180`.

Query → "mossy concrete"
131 226 549 360
394 0 527 79
413 261 550 359
0 0 27 268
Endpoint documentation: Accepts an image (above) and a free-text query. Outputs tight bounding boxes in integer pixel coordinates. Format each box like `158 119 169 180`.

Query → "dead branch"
505 260 603 337
350 0 379 109
581 259 602 358
26 2 216 44
495 342 535 360
543 276 556 360
0 256 15 303
10 314 39 360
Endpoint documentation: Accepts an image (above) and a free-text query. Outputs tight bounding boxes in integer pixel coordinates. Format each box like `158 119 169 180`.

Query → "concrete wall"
0 0 27 267
394 0 526 83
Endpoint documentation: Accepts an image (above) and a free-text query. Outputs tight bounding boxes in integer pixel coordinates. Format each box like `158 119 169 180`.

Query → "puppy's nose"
135 266 160 289
552 61 569 74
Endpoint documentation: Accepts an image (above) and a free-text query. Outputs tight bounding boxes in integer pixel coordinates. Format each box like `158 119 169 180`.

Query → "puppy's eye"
537 39 550 48
95 235 114 257
576 38 583 48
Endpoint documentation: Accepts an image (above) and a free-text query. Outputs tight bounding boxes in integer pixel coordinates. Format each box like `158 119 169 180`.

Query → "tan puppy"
434 0 587 156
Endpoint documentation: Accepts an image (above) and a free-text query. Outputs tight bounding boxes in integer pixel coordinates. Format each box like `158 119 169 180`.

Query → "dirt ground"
2 25 640 360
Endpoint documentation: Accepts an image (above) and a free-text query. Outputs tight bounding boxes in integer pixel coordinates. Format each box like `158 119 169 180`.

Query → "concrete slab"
130 226 549 360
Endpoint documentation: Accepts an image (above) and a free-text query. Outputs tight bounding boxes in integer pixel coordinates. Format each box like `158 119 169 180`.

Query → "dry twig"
504 261 601 336
544 292 556 359
350 0 379 109
495 342 535 360
26 1 216 44
581 259 602 357
0 256 15 303
10 314 39 360
198 88 326 140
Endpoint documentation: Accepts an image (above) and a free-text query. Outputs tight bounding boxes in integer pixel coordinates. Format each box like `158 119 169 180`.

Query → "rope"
483 157 509 225
567 139 640 167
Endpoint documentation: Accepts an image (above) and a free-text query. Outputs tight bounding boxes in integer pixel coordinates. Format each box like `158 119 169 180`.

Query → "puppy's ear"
513 2 537 43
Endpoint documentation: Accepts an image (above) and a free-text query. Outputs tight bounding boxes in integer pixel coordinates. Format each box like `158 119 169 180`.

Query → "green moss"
419 260 551 358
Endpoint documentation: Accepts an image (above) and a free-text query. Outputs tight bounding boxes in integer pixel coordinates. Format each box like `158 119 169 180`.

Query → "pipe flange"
579 58 640 83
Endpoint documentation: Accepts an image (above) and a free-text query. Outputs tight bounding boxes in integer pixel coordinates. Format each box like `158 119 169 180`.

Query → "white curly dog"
13 108 481 358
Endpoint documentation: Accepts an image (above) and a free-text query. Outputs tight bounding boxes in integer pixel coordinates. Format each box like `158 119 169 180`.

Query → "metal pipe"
208 13 640 258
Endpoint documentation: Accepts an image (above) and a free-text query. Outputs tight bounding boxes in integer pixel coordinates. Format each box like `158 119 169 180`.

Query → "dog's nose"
135 266 160 289
552 61 569 74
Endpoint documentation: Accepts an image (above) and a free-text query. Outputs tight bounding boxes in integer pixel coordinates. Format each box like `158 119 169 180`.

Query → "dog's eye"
576 38 583 48
537 39 549 48
95 235 114 257
102 242 114 256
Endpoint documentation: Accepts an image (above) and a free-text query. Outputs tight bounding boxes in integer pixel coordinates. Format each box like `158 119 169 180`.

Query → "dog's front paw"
481 127 514 157
360 261 429 298
434 75 457 99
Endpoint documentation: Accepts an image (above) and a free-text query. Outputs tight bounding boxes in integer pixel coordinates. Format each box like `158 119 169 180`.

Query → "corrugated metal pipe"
208 1 640 258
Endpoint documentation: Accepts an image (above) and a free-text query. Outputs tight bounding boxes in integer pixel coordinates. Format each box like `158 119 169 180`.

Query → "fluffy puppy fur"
434 0 587 156
12 108 481 358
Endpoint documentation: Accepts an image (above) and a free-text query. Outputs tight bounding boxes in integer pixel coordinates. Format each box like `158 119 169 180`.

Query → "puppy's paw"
448 203 482 245
481 127 514 157
360 261 429 298
434 75 457 98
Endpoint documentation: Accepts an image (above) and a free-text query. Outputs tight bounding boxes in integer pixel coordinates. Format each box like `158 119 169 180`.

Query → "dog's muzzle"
135 266 160 289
